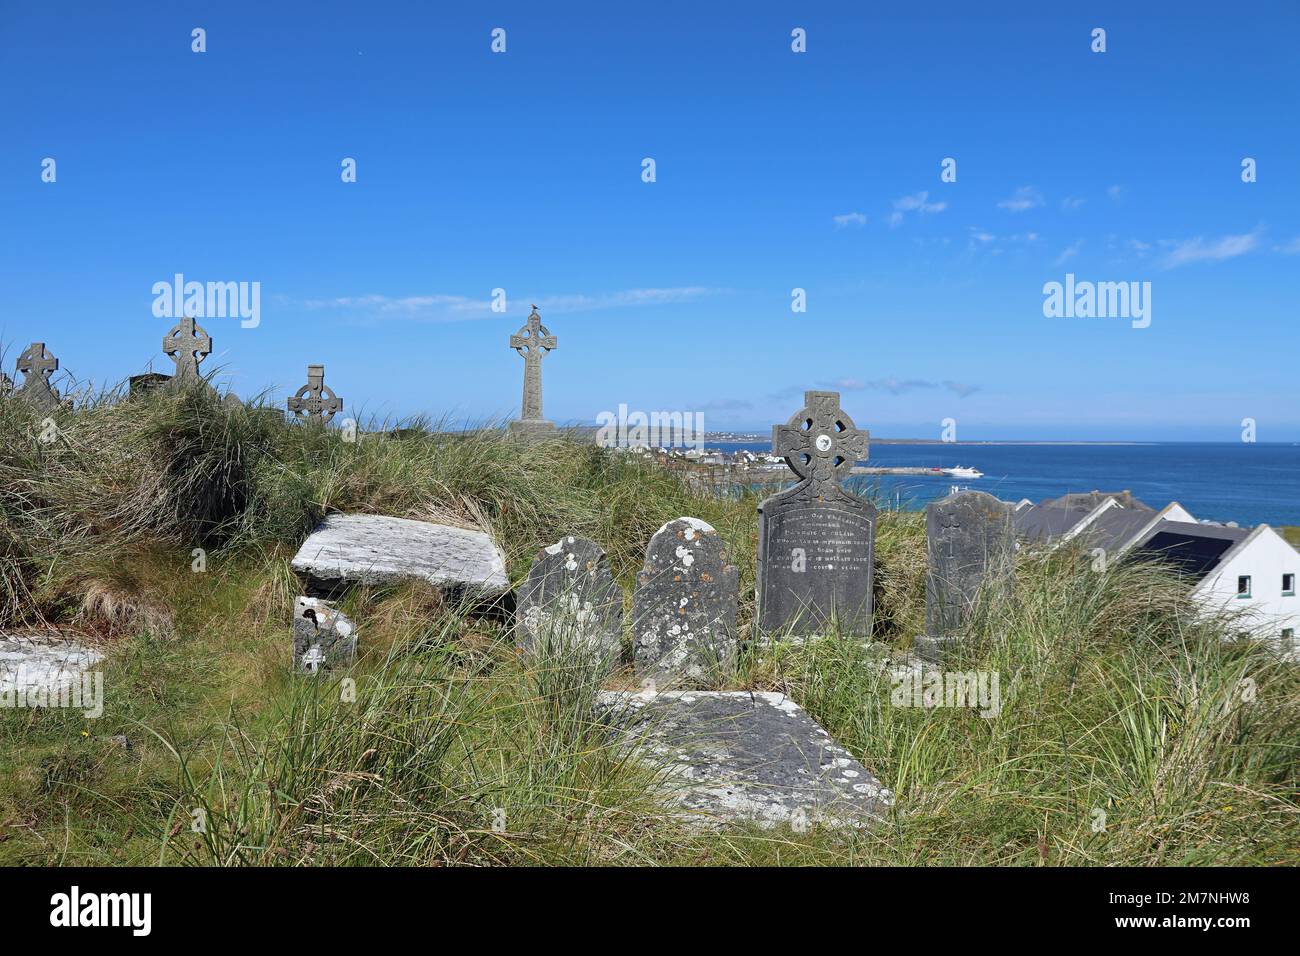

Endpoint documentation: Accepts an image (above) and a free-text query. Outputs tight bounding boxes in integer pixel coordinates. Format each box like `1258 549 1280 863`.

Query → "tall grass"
0 383 1295 865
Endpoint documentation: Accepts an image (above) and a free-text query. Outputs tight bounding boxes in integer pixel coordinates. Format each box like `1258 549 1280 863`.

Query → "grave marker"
918 490 1015 660
756 390 875 638
516 535 622 671
162 316 212 384
14 342 62 413
287 364 343 421
632 517 738 684
507 306 558 441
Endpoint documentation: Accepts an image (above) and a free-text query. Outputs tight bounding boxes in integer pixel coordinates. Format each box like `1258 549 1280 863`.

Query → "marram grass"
0 385 1295 865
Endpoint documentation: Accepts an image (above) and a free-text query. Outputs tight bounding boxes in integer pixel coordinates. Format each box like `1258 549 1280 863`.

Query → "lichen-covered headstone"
756 390 875 639
632 517 738 684
128 372 172 398
515 535 622 670
292 596 356 675
14 342 62 413
917 490 1015 661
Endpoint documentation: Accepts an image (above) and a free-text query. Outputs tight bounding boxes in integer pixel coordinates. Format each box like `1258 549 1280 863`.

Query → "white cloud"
1273 236 1300 255
1054 239 1083 265
997 186 1044 212
300 286 722 322
889 191 946 226
1107 185 1124 201
833 212 867 228
1158 228 1262 269
1060 197 1086 212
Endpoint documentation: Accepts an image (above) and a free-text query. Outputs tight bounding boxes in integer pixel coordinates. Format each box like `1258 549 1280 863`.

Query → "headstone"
515 535 623 670
756 390 875 639
632 517 738 684
506 306 558 441
14 342 62 413
292 596 356 674
917 490 1015 661
287 364 343 421
128 372 172 397
162 316 212 385
0 632 102 699
597 690 892 829
0 371 13 398
291 513 510 598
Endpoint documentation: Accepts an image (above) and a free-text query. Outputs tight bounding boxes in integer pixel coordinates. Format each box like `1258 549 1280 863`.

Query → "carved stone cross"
301 645 326 674
287 364 343 421
162 317 212 381
772 391 869 495
509 306 556 421
15 342 61 412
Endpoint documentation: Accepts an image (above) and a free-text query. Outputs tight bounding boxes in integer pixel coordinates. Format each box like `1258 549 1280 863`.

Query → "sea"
711 442 1300 528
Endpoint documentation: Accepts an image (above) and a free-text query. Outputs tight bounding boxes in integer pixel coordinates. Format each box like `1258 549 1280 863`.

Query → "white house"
1130 521 1300 658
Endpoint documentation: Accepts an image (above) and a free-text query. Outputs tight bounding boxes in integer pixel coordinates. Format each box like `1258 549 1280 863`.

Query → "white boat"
943 466 983 479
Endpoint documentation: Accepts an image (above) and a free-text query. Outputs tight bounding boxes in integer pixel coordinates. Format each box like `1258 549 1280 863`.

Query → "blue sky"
1 1 1297 440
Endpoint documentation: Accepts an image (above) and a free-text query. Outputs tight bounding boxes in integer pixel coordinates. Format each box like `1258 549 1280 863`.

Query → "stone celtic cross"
287 364 343 420
772 390 869 495
509 306 556 421
162 316 212 381
15 342 61 411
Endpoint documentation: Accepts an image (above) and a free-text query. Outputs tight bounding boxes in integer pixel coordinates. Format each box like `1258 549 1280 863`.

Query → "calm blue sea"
713 442 1300 527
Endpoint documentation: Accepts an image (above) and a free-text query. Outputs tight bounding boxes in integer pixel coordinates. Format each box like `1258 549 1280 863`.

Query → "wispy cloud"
997 186 1044 212
1060 197 1086 212
833 211 867 228
1054 239 1084 265
889 191 946 226
300 287 723 322
1273 236 1300 255
1158 228 1262 269
1107 185 1124 201
772 376 981 399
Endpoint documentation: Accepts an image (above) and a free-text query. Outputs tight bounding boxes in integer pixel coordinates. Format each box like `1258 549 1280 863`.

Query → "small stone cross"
15 342 61 411
772 391 868 495
301 645 326 674
509 306 556 421
287 364 343 420
162 317 212 381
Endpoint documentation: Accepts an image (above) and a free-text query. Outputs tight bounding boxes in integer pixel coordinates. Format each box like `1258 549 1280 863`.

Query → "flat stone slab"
0 633 103 697
597 690 892 829
291 514 509 598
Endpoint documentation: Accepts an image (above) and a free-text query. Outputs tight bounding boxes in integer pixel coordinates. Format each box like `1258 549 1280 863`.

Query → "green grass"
1 383 1296 865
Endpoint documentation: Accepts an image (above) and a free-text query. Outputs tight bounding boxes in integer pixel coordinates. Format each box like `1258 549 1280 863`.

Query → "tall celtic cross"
287 364 343 421
772 391 869 496
162 317 212 381
15 342 61 411
509 306 556 421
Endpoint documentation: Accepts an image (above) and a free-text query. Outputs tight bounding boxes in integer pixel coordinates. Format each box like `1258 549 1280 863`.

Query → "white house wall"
1193 525 1300 656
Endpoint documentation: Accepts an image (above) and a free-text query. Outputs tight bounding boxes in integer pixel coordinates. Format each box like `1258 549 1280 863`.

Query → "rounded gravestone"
632 518 739 685
515 535 623 672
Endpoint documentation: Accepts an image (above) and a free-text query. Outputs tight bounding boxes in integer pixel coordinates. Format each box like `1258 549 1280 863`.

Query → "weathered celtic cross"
162 316 212 382
287 364 343 421
509 306 556 421
15 342 61 412
772 390 869 496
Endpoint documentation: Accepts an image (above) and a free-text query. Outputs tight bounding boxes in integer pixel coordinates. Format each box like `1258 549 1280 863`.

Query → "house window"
1236 575 1251 598
1284 573 1296 596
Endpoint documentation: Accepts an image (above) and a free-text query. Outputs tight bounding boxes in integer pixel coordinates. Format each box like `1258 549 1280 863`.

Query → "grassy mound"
0 387 1295 865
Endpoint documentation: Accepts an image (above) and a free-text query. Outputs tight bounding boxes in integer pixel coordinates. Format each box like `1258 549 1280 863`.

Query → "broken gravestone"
13 342 62 413
756 390 875 639
632 517 738 685
128 372 172 398
291 514 509 599
597 690 892 829
515 535 623 670
916 490 1015 661
292 597 356 674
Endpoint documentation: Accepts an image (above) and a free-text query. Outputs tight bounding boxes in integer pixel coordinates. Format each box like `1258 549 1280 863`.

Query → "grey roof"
1041 490 1154 512
1014 504 1093 541
1128 521 1251 581
1071 507 1159 554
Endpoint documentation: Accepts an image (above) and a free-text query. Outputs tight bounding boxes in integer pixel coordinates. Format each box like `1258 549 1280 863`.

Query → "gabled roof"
1072 506 1161 554
1129 520 1251 582
1014 504 1093 541
1041 490 1154 512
